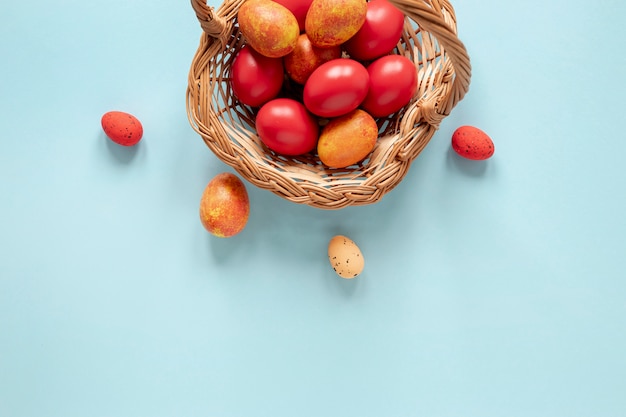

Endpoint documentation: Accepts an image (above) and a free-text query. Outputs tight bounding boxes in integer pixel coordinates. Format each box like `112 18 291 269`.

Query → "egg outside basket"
187 0 471 209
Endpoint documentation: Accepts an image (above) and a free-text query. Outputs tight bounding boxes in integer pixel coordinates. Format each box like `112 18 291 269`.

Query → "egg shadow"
331 272 362 297
206 231 251 266
446 146 489 177
103 131 142 164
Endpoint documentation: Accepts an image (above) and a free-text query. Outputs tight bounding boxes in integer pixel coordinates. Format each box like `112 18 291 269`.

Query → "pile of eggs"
230 0 418 168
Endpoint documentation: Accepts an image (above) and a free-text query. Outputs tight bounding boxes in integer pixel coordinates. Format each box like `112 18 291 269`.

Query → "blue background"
1 0 625 416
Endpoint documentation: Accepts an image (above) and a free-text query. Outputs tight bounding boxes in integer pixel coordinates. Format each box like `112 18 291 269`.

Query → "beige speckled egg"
327 235 364 279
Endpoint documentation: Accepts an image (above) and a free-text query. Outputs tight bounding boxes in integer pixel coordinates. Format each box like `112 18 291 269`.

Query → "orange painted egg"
305 0 367 48
238 0 299 58
199 173 250 238
317 109 378 168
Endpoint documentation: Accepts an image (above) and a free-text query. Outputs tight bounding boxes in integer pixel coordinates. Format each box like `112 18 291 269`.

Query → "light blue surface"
1 0 625 416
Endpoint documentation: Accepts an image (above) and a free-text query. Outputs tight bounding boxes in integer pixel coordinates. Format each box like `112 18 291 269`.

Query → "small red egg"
101 111 143 146
451 125 494 160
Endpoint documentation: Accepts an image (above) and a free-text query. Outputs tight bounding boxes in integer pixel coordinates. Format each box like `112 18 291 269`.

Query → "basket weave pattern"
187 0 471 209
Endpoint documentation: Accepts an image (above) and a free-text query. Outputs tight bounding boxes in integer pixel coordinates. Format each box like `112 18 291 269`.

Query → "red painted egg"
101 111 143 146
451 126 494 160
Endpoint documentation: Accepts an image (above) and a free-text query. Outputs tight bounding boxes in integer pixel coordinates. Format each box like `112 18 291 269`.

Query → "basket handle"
190 0 240 40
389 0 471 114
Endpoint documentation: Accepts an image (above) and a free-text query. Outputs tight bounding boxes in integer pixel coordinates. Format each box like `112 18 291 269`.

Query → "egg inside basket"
186 0 471 209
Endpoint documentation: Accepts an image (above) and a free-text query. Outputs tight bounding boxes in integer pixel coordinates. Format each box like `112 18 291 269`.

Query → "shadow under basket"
186 0 471 209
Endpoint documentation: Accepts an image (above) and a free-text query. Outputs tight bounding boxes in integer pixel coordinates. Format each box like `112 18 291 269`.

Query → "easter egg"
327 235 364 278
199 173 250 238
230 45 284 107
303 58 369 118
284 33 342 85
343 0 405 61
101 111 143 146
238 0 300 58
256 98 320 156
317 109 378 168
361 54 418 118
451 125 495 160
305 0 367 48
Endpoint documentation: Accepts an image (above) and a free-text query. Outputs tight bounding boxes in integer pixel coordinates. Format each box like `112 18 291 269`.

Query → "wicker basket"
187 0 471 209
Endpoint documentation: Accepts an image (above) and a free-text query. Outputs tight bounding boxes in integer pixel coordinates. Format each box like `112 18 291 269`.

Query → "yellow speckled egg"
327 235 364 279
